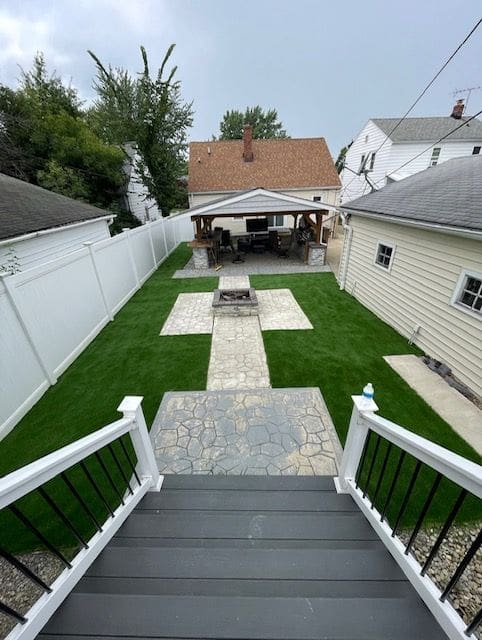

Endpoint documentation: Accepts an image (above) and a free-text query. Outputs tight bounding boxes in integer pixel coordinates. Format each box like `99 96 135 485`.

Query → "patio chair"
277 233 291 258
268 230 279 253
220 229 234 252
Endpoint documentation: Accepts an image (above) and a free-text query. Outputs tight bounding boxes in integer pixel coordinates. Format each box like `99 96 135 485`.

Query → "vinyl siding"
342 216 482 398
387 140 482 177
0 220 111 272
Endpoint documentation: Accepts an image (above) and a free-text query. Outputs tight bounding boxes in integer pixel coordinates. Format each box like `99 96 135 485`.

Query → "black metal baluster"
9 505 71 568
465 607 482 636
362 434 381 499
371 442 393 509
119 436 141 485
380 450 406 523
421 489 467 576
0 601 27 624
405 472 442 555
440 528 482 602
38 487 88 549
391 460 422 537
94 451 125 506
61 471 102 532
80 461 115 517
355 430 373 490
0 547 51 592
107 443 133 495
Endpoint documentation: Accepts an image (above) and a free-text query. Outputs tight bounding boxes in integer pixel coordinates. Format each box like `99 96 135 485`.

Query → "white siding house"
341 116 482 203
0 173 114 272
339 156 482 399
123 143 162 223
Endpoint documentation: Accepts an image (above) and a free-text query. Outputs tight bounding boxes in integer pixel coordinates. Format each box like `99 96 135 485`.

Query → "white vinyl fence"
0 214 194 440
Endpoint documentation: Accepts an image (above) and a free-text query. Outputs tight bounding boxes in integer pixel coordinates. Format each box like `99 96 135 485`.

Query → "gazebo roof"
188 188 338 220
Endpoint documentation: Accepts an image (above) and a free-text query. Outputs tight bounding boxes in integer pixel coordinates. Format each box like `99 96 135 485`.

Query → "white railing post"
117 396 163 491
146 222 157 267
335 393 379 493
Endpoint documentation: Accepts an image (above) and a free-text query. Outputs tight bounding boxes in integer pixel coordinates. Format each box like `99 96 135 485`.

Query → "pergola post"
195 217 202 240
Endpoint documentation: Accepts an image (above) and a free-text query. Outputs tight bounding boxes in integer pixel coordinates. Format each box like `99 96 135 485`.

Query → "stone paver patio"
151 388 342 476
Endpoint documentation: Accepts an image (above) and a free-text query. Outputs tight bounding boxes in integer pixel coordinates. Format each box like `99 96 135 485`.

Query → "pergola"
188 188 338 244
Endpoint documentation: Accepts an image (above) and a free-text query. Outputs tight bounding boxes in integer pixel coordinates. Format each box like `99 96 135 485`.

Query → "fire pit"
212 288 259 316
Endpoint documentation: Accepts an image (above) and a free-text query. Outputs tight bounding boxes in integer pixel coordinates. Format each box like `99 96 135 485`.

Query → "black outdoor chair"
220 229 234 252
268 230 279 253
277 233 292 258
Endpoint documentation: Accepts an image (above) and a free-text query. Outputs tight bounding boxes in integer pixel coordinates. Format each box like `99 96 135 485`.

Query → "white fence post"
83 242 113 322
0 273 57 385
117 396 162 491
160 218 169 257
335 393 379 493
122 228 140 287
146 222 157 267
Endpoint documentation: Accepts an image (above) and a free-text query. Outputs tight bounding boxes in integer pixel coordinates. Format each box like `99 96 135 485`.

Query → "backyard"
0 244 480 551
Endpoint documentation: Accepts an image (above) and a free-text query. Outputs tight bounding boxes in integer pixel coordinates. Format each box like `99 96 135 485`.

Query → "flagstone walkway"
151 388 342 475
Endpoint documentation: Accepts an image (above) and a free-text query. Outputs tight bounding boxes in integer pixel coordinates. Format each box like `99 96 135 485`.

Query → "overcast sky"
0 0 481 157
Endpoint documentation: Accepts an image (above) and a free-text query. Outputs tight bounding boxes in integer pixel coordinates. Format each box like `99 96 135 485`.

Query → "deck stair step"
40 474 448 639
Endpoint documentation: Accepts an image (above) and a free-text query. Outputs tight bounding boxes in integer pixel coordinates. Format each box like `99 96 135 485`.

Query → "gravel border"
399 523 482 638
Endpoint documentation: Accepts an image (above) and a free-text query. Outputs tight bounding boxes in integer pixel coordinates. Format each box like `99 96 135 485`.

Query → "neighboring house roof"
0 173 112 242
371 117 482 143
188 138 341 193
341 156 482 233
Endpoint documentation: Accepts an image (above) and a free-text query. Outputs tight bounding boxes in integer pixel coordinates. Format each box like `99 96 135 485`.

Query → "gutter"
339 208 482 241
338 212 353 290
0 216 115 248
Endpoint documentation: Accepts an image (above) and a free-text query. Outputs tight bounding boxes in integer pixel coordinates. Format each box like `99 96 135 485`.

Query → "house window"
429 147 441 166
453 272 482 316
369 152 376 171
359 154 366 172
365 135 369 143
267 215 284 227
473 146 481 155
374 242 394 270
313 196 321 202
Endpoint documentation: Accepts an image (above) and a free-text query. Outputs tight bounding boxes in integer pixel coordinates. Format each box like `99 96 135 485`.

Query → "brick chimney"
451 99 464 119
243 124 254 162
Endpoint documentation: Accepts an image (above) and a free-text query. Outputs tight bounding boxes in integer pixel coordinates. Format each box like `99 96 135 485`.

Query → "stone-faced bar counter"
307 242 327 266
187 240 211 269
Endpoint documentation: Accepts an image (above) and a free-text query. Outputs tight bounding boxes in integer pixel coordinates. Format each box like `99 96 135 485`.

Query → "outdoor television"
246 218 268 233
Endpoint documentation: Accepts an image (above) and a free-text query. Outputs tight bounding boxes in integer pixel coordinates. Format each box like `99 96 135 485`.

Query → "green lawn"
1 245 480 552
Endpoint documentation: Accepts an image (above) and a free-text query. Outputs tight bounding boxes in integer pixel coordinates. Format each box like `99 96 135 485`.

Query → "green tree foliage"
335 141 352 174
87 45 193 214
0 53 125 209
218 106 288 140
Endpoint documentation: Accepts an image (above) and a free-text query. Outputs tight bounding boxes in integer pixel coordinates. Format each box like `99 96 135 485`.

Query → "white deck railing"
1 396 162 640
335 392 482 640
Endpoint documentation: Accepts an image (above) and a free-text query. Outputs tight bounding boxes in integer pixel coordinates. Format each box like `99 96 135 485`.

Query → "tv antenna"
452 86 481 114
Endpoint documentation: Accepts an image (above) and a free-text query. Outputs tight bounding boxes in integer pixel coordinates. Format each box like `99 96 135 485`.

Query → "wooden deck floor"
39 475 447 639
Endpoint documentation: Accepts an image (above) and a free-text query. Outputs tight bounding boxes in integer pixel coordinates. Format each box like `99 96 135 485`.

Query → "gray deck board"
39 475 447 640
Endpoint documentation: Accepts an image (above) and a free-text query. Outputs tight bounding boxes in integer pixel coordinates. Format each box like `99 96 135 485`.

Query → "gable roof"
371 117 482 143
187 187 338 219
341 156 482 233
188 137 341 193
0 173 112 242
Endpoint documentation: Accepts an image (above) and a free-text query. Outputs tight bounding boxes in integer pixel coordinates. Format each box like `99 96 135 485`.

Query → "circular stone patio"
150 388 343 476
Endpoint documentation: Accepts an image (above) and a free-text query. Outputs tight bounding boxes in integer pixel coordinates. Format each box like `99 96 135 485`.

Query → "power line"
377 108 482 185
374 17 482 156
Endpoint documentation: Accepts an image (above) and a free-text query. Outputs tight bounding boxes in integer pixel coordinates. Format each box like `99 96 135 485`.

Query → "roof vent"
243 124 254 162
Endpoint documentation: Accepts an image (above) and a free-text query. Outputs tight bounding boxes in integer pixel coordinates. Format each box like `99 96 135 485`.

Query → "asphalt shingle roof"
342 156 482 232
372 117 482 143
188 137 341 192
0 173 111 241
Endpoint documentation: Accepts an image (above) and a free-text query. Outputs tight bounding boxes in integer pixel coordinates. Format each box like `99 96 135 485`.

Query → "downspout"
339 212 353 290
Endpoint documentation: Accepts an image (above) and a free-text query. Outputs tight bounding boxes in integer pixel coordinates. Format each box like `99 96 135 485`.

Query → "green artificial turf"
1 248 480 553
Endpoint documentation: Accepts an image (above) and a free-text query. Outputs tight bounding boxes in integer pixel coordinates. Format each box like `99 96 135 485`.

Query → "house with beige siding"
340 111 482 203
339 156 482 399
188 126 341 236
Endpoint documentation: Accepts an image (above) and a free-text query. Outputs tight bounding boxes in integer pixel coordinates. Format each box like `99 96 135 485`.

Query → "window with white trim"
375 242 394 269
267 215 284 227
455 273 482 315
429 147 441 166
472 146 481 155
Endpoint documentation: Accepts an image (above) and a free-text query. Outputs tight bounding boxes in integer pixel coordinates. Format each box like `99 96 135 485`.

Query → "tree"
0 54 125 210
87 45 193 214
335 141 352 174
218 106 287 140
